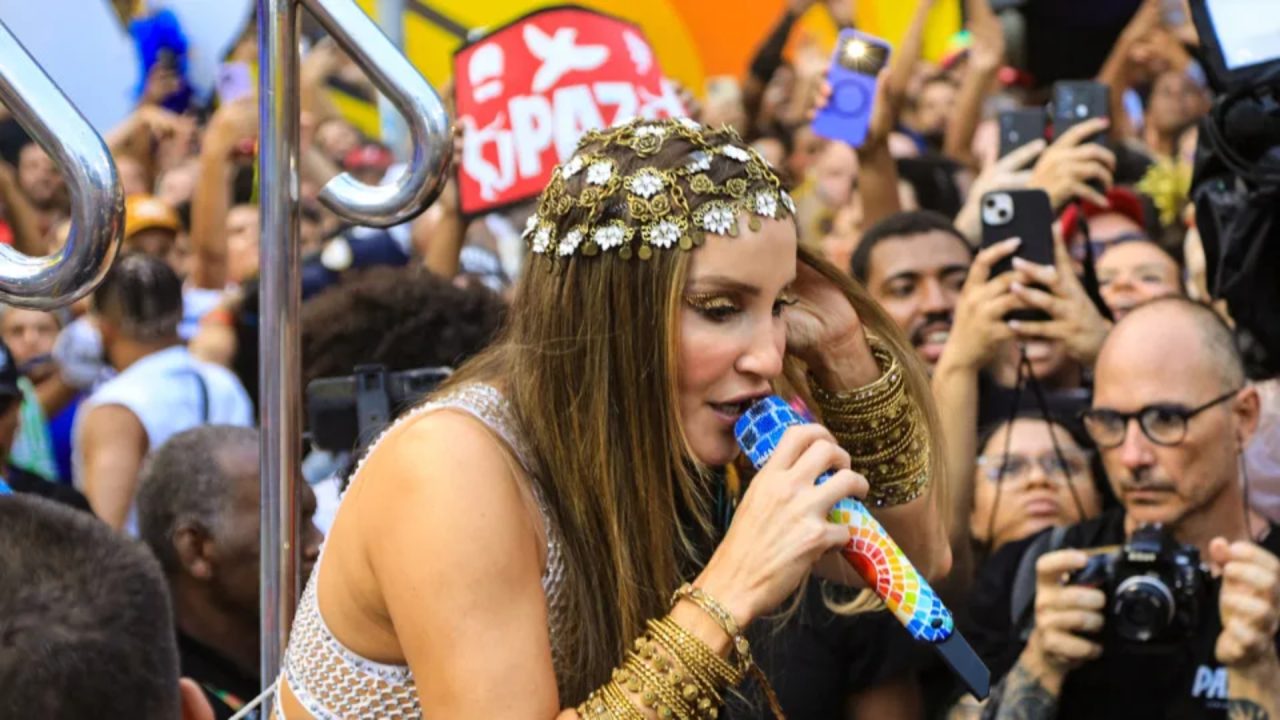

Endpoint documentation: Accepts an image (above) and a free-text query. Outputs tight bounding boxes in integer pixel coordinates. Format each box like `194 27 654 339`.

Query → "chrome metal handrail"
0 20 123 310
257 0 453 699
306 0 452 228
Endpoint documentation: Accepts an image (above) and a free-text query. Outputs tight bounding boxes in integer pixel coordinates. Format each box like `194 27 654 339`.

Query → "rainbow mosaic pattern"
735 396 954 643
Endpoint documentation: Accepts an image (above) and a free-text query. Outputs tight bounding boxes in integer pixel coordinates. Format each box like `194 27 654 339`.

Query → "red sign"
453 6 686 216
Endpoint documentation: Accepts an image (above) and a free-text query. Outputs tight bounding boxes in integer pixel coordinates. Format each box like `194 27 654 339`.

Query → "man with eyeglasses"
965 297 1280 719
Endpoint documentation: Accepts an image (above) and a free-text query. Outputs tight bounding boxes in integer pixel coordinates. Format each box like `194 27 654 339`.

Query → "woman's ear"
178 677 215 720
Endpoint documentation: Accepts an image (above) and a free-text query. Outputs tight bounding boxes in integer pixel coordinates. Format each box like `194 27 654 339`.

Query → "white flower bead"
561 156 584 179
522 214 539 238
635 124 668 138
721 145 751 163
648 220 682 249
558 228 584 256
594 224 627 251
532 226 552 254
780 190 796 215
686 152 711 173
586 161 613 186
754 191 778 219
699 205 736 235
677 117 701 131
628 170 665 199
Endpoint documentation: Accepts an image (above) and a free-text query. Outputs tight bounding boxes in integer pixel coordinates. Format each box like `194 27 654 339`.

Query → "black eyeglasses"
1081 389 1242 449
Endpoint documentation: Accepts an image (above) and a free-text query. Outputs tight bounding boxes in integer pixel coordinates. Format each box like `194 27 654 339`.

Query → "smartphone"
1051 81 1109 197
1050 80 1109 143
980 189 1055 321
998 108 1047 158
216 62 254 105
1162 0 1188 27
811 29 892 148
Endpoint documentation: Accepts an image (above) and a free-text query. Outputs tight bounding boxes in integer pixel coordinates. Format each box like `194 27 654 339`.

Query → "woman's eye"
702 304 739 321
773 296 798 317
687 295 740 322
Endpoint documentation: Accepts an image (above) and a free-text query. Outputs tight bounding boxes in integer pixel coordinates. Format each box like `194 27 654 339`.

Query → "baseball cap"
124 195 182 240
0 337 23 401
343 144 394 173
1059 186 1147 243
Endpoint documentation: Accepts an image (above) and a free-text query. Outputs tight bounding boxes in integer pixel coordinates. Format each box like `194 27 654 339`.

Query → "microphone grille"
734 395 805 469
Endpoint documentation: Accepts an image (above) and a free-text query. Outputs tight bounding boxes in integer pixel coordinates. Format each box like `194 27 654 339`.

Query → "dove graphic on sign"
523 24 610 93
623 30 653 75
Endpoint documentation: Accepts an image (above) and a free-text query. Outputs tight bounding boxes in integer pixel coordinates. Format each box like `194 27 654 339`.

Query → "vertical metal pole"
258 0 303 697
376 0 409 159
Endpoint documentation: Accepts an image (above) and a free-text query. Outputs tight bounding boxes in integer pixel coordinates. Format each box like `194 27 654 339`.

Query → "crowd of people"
1 0 1279 718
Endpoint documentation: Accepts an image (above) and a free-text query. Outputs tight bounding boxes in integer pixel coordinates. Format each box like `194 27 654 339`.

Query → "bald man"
966 298 1280 720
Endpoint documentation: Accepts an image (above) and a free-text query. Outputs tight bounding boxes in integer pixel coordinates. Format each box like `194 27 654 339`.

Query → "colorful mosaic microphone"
735 396 990 699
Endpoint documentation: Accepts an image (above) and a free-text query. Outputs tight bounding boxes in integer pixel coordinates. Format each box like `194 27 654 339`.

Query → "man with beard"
15 141 68 241
851 210 973 370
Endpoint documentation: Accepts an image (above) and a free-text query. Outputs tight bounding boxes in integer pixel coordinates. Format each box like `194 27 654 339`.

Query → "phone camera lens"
1075 103 1089 118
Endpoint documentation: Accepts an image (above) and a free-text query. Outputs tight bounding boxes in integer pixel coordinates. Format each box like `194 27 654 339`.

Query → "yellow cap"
124 194 181 240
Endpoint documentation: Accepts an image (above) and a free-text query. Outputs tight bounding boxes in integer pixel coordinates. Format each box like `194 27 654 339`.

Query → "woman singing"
275 118 950 719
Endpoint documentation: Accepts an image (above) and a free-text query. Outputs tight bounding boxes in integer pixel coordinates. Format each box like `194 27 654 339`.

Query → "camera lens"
1114 575 1175 642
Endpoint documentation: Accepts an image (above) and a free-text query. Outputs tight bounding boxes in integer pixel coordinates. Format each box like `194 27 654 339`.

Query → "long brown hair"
441 125 946 703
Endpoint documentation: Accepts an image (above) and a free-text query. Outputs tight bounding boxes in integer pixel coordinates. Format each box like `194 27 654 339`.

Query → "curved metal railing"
256 0 454 699
0 20 123 310
306 0 452 227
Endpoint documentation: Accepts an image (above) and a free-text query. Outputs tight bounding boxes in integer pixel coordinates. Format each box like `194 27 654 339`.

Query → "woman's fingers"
790 437 853 485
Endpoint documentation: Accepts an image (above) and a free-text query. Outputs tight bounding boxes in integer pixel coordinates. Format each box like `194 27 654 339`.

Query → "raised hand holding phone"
811 30 892 148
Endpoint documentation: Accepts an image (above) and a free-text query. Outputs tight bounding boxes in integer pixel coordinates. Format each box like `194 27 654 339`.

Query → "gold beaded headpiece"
521 118 797 262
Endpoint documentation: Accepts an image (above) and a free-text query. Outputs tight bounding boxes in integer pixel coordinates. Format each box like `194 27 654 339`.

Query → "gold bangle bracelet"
621 653 693 719
648 617 738 688
670 584 752 676
602 681 649 720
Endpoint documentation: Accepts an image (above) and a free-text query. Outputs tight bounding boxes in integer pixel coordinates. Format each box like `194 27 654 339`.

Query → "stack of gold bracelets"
578 584 784 720
809 337 929 508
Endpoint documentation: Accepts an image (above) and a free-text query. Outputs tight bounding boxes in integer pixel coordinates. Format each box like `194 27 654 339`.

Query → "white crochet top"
274 384 568 718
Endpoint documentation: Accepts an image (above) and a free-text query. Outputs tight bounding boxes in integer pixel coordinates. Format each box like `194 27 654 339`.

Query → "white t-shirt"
73 345 254 533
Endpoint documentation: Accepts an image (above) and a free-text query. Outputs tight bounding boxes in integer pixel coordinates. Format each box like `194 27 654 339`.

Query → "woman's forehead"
685 217 797 289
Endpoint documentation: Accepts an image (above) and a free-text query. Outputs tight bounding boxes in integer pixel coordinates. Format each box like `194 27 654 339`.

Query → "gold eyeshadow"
684 292 736 311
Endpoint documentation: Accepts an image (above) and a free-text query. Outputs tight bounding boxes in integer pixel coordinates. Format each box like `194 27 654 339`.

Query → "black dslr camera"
1068 524 1208 644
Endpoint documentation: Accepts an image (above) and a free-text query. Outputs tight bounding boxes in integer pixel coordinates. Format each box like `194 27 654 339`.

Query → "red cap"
1059 186 1146 241
343 144 393 172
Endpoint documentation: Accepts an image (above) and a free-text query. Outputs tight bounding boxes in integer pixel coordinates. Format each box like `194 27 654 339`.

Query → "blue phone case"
811 30 892 148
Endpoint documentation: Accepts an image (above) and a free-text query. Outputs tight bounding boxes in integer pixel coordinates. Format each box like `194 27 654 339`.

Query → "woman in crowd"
969 414 1110 554
1095 239 1185 322
274 118 950 719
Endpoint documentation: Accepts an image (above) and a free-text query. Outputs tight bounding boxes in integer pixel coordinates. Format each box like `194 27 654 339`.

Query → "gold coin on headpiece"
638 245 653 261
678 235 693 250
692 231 706 246
620 245 633 260
583 241 599 257
748 216 762 232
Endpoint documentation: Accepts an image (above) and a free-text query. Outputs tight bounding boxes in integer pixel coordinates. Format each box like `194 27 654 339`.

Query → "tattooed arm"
979 549 1106 719
981 659 1062 720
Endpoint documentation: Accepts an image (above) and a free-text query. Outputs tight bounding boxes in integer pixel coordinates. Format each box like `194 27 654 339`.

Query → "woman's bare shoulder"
349 407 543 572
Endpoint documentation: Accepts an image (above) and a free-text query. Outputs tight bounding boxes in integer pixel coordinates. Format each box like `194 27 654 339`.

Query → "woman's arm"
855 0 935 227
190 100 256 289
362 415 566 717
943 0 1005 168
356 413 742 719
